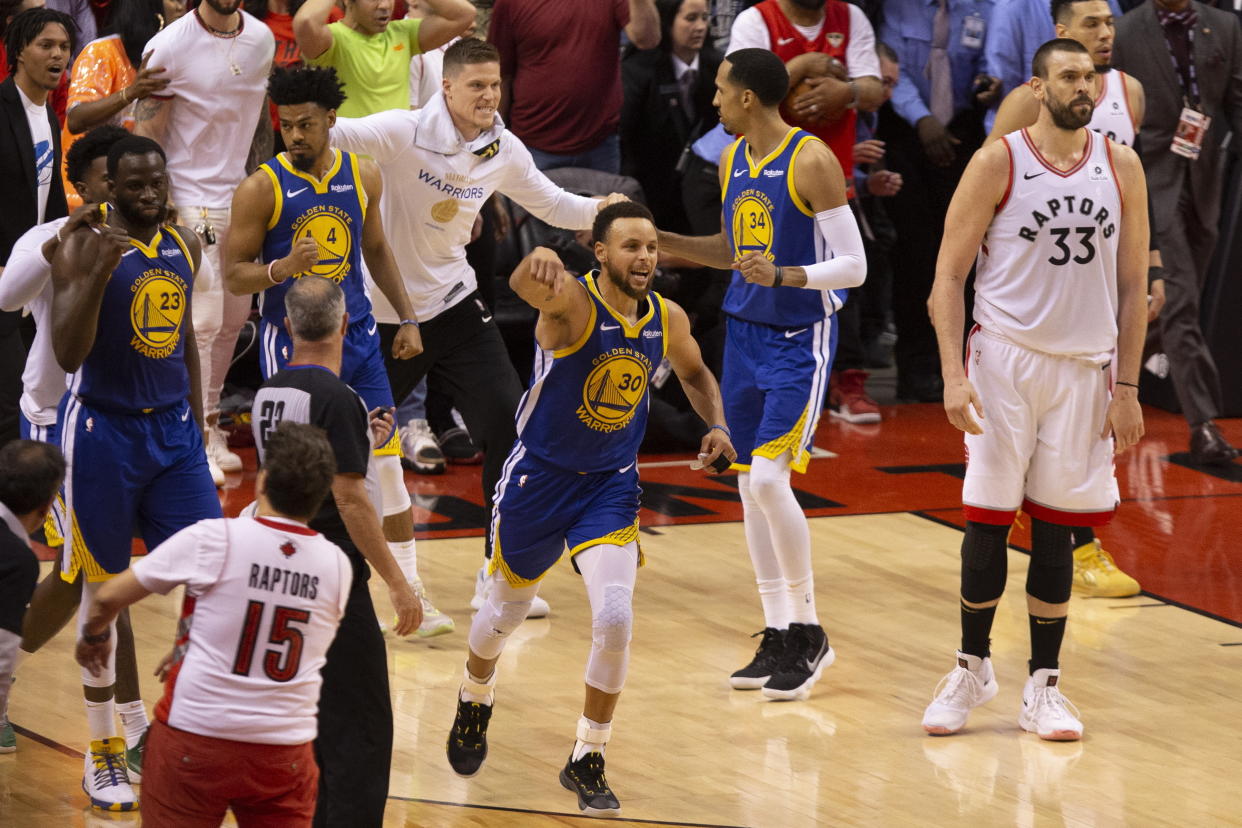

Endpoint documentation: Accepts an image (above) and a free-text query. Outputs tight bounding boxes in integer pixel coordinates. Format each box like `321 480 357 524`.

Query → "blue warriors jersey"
257 149 372 325
70 224 195 412
721 129 845 328
514 273 669 473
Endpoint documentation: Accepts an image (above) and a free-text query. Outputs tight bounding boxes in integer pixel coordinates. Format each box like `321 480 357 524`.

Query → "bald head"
286 276 346 342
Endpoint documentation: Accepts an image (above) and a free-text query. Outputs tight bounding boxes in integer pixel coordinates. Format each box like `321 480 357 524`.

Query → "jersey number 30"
232 600 310 682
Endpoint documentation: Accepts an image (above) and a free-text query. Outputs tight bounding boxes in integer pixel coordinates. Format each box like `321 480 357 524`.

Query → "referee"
252 276 419 828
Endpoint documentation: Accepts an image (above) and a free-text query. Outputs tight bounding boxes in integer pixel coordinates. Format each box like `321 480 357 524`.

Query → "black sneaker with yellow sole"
559 751 621 817
446 697 492 777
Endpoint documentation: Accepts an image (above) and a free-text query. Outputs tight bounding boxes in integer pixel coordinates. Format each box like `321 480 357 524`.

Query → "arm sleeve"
725 8 769 55
141 31 177 98
889 68 931 126
984 8 1025 96
0 225 56 311
318 389 370 477
846 7 881 79
131 520 229 597
799 205 866 290
66 41 116 110
498 138 600 230
329 110 411 163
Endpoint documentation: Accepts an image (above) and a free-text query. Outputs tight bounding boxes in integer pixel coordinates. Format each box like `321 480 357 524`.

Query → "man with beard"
444 202 735 817
134 0 275 486
50 135 223 809
224 65 455 638
921 39 1148 742
986 0 1158 600
657 48 865 703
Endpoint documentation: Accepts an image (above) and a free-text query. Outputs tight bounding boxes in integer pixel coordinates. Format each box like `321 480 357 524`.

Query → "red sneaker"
829 369 881 424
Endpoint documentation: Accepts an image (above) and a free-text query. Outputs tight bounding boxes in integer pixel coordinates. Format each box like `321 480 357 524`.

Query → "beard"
204 0 243 16
1047 94 1094 130
289 150 316 172
603 262 651 301
115 198 169 228
1095 64 1112 74
787 0 826 8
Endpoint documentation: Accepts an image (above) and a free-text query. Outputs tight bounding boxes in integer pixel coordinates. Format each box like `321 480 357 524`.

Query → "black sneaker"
559 751 621 816
761 622 835 701
729 627 786 690
446 697 492 777
439 426 483 465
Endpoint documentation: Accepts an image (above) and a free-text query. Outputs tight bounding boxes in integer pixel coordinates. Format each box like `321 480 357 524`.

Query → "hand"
973 74 1002 107
1102 390 1144 453
943 376 984 435
1147 279 1166 322
125 52 169 102
867 169 903 197
278 236 319 280
75 633 113 678
733 251 777 286
95 221 131 276
853 139 885 166
392 323 422 359
599 192 630 209
916 116 961 167
526 246 569 294
154 649 176 682
387 579 422 636
791 76 851 123
63 201 107 236
367 407 395 450
697 427 736 473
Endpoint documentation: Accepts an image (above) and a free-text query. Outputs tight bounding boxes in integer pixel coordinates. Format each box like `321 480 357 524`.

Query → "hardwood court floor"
5 511 1242 827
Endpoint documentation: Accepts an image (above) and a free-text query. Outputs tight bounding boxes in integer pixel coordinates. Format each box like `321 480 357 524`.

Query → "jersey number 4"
1048 227 1096 266
232 600 310 682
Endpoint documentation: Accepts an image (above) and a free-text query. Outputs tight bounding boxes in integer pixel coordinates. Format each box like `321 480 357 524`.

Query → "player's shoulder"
971 137 1015 173
1104 137 1141 173
792 133 843 176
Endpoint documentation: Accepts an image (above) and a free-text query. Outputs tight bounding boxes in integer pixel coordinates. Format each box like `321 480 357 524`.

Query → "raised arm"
1104 141 1149 453
358 159 422 359
655 151 734 269
67 52 168 135
663 299 735 470
329 110 410 163
293 0 337 61
415 0 476 53
625 0 660 50
50 220 128 371
498 141 603 230
508 246 592 351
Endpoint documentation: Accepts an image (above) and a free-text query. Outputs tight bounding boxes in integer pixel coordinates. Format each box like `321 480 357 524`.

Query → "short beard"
604 262 651 301
289 151 316 172
1095 63 1112 74
787 0 826 9
115 200 168 229
204 0 242 17
1047 95 1093 130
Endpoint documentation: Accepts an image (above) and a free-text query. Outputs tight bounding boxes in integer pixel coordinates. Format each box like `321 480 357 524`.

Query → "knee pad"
1027 519 1073 604
960 521 1009 604
591 585 633 653
376 454 412 517
467 592 531 660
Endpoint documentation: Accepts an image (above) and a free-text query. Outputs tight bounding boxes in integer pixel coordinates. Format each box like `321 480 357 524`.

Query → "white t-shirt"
330 92 599 322
143 10 275 208
727 5 881 80
0 218 69 425
17 86 54 223
132 516 352 746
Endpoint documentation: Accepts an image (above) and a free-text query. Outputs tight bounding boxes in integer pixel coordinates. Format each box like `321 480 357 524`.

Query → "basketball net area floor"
4 404 1241 827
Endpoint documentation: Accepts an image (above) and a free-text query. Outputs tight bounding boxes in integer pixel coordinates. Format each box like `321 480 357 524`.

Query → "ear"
284 316 294 339
327 110 337 128
1054 22 1068 37
340 312 349 335
594 240 607 263
1029 76 1046 100
256 468 268 498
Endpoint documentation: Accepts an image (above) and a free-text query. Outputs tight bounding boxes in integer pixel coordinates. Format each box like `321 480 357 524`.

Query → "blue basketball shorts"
21 412 66 547
20 413 60 445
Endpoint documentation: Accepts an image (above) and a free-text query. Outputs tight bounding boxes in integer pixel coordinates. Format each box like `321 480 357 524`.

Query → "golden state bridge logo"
731 189 776 261
577 350 652 433
130 269 187 358
291 205 352 282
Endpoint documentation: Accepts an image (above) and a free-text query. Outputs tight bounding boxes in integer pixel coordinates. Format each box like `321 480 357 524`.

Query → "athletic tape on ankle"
462 667 496 697
576 717 611 746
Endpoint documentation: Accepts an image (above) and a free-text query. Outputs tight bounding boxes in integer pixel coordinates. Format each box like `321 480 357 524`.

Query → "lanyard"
1160 18 1200 108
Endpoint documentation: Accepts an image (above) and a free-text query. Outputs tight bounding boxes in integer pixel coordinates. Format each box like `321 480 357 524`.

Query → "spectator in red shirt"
489 0 660 173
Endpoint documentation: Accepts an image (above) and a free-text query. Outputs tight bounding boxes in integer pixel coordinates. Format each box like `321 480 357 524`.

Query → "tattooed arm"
246 97 275 176
131 95 172 143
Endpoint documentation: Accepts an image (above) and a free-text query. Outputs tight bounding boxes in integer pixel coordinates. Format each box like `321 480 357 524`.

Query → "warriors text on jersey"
70 224 195 412
513 273 668 473
258 149 372 324
721 128 844 328
977 129 1122 359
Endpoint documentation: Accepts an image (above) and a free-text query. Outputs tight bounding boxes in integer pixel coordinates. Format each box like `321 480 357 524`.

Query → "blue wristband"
399 319 420 327
709 424 730 438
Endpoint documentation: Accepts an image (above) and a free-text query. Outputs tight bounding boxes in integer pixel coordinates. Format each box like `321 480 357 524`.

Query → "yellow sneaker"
1072 540 1140 597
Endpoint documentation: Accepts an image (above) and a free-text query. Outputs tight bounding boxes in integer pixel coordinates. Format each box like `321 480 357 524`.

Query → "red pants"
141 719 318 827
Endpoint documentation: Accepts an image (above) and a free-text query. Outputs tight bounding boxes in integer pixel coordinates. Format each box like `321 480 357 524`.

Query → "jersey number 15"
232 600 310 682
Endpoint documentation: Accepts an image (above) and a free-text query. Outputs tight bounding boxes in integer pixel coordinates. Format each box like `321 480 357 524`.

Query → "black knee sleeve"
1026 518 1073 603
960 521 1009 604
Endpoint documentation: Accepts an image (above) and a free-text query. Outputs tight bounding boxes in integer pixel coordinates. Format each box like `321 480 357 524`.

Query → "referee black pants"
313 567 391 828
379 292 523 537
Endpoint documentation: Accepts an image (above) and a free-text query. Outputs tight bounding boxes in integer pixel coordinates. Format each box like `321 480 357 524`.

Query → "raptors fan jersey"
258 149 372 325
132 516 352 745
514 273 668 473
70 223 195 412
1088 70 1137 147
976 129 1122 360
721 129 845 328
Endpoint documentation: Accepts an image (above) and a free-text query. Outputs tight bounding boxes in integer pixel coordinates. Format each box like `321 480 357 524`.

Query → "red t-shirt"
489 0 629 155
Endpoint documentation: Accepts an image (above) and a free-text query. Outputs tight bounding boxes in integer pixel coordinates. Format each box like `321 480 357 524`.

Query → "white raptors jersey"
131 516 352 745
974 129 1122 361
1089 70 1136 147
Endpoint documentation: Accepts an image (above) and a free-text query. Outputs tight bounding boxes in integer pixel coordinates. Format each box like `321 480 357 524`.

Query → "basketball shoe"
412 580 455 637
560 752 621 817
0 720 14 753
82 737 137 811
829 369 881 424
400 418 445 475
762 623 834 701
470 565 550 619
1072 540 1140 597
439 426 483 465
1019 668 1083 741
207 425 242 473
125 728 147 783
729 627 786 690
922 651 999 735
446 696 493 777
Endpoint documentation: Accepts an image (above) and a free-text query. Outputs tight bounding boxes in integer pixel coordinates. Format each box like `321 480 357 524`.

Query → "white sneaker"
207 425 242 473
82 737 137 812
413 580 455 637
207 452 225 487
922 651 999 735
1019 668 1083 741
401 418 445 475
470 565 550 618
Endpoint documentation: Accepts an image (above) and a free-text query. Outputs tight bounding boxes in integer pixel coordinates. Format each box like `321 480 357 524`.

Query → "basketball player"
986 0 1160 599
445 202 735 817
656 48 866 700
0 126 151 769
75 422 351 827
252 276 419 828
224 64 453 638
50 134 224 809
922 39 1147 741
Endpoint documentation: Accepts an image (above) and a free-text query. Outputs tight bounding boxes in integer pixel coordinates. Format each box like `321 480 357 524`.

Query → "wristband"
1116 381 1139 390
709 423 731 439
772 266 783 288
399 319 420 328
267 260 282 285
1148 265 1164 288
81 628 111 645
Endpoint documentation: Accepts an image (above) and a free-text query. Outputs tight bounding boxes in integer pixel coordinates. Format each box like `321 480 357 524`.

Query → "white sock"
787 571 818 625
571 716 610 762
389 539 418 583
739 472 792 629
85 697 116 743
460 665 495 705
116 701 148 748
756 578 791 630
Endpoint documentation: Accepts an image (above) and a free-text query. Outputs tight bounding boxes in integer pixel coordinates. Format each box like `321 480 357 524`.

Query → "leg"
138 719 234 828
79 579 138 812
1019 518 1082 741
231 741 318 828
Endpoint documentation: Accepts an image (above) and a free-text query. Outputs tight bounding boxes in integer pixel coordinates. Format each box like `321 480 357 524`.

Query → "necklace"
197 10 243 75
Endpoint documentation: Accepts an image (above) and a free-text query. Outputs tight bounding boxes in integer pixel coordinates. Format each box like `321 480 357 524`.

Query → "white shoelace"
1026 686 1081 725
932 667 987 709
